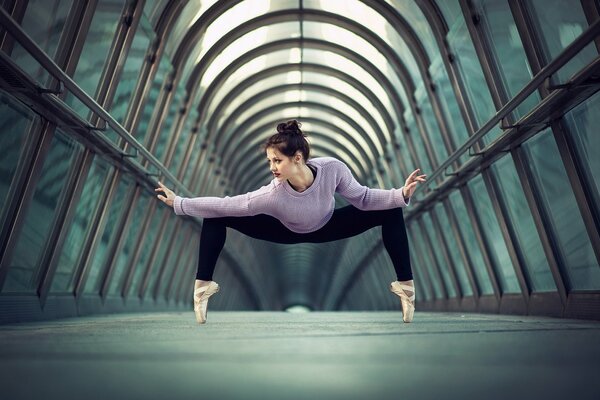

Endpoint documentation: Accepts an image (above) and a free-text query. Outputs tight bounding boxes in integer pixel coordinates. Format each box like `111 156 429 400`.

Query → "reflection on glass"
434 202 474 296
444 3 496 131
412 222 445 299
524 128 600 290
2 131 79 293
563 91 600 215
0 92 37 217
448 190 495 295
67 0 124 118
404 109 433 176
528 0 597 82
83 174 132 294
473 0 540 120
107 190 150 296
145 216 176 299
157 225 186 299
128 207 162 298
10 0 72 84
50 156 110 293
135 55 172 142
110 15 153 124
422 212 457 297
491 155 555 292
468 175 520 294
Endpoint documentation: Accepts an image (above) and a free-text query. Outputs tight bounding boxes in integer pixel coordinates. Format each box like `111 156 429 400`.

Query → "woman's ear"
294 152 302 163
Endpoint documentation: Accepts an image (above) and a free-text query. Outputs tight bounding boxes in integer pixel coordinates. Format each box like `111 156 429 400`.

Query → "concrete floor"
0 311 599 400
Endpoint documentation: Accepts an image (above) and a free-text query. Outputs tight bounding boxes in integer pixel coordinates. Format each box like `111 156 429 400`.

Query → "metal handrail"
419 18 600 194
0 7 189 196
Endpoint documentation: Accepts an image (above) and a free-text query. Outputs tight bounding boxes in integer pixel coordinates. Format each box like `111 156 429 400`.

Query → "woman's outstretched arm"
155 181 274 218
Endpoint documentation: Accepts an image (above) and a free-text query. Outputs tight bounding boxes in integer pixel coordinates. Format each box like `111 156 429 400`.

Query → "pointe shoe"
390 281 415 323
193 281 220 324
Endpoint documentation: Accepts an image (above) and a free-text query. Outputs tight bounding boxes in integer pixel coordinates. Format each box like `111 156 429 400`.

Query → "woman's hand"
402 169 427 199
155 181 176 208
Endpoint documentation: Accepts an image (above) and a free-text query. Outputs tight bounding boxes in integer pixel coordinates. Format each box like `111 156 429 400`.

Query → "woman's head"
263 120 310 162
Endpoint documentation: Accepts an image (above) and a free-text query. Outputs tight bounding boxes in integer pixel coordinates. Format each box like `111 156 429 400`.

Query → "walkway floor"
0 311 599 400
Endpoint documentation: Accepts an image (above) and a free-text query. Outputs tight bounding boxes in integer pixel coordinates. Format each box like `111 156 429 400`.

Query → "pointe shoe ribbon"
193 281 220 324
390 281 415 323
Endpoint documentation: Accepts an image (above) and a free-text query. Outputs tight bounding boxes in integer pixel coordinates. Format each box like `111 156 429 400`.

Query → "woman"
156 120 426 324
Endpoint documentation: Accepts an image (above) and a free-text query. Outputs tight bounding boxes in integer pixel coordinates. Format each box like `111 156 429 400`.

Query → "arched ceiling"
149 0 446 309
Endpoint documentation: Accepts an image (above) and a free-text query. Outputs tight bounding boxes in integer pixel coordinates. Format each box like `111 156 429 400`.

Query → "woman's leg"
304 205 413 281
197 214 304 280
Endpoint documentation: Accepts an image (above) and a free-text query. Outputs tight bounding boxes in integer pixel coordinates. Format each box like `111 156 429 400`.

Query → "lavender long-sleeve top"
173 157 410 233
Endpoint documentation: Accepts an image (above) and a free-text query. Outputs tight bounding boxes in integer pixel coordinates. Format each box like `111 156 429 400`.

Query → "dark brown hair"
262 120 310 161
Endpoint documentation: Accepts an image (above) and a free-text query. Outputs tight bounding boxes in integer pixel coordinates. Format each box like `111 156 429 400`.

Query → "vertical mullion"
416 218 449 300
429 207 463 298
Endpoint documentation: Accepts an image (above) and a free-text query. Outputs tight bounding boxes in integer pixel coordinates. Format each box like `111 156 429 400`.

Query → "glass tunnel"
0 0 600 323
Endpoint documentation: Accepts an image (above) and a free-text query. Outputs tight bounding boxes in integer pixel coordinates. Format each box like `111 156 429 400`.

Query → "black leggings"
197 205 412 282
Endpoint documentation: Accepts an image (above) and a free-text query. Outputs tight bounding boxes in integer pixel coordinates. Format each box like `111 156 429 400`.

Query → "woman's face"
266 147 299 181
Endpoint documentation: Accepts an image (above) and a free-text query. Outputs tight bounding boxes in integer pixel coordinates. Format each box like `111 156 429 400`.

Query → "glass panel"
468 175 521 293
491 154 556 292
145 214 176 299
429 57 470 166
406 225 432 300
403 109 433 176
2 130 79 293
434 202 474 296
158 223 186 300
442 1 498 138
135 55 171 142
528 0 598 82
9 0 72 84
563 91 600 214
415 82 447 167
523 128 600 290
83 174 132 294
0 91 37 215
473 0 540 120
50 156 110 293
67 0 124 118
412 222 445 299
110 14 153 124
388 0 439 60
107 189 150 296
153 83 185 163
422 212 457 298
448 190 495 295
127 207 161 298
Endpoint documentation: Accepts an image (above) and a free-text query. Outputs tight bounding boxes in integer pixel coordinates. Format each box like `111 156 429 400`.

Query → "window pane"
83 174 133 294
135 55 171 142
153 84 185 163
422 212 457 298
468 175 521 294
50 156 111 293
406 225 432 301
145 214 176 299
107 190 150 296
434 203 474 296
127 207 162 298
411 222 445 299
448 190 495 295
523 128 600 290
473 0 540 119
2 130 79 293
110 14 153 124
9 0 72 84
67 0 123 118
562 91 600 213
491 154 556 292
0 91 37 215
528 0 597 83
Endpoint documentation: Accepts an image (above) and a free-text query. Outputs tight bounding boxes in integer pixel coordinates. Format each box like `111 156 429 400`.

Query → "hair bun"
277 119 302 135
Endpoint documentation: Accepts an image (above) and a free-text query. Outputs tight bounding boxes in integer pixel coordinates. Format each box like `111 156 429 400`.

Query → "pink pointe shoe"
193 281 220 324
390 281 415 323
